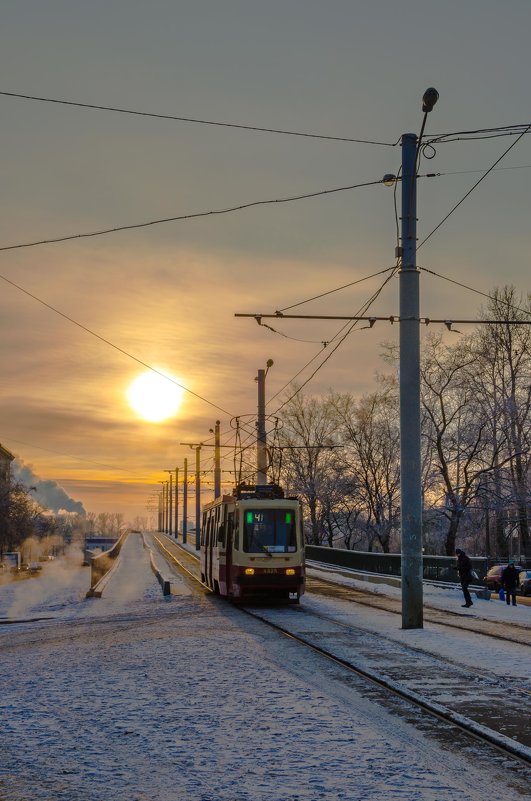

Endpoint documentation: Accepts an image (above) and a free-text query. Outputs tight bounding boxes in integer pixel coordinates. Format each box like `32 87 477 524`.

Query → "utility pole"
165 480 170 533
256 360 273 485
164 470 173 537
158 480 166 532
399 88 438 630
174 467 179 539
195 446 201 550
157 483 164 531
182 458 188 544
214 420 221 498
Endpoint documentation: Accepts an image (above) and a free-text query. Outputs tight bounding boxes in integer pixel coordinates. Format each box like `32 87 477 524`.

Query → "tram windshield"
242 508 297 553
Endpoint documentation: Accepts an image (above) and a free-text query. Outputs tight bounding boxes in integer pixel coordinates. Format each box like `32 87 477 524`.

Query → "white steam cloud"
12 460 86 516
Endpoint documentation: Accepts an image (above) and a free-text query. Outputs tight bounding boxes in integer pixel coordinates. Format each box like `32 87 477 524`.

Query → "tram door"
207 506 217 589
225 512 234 596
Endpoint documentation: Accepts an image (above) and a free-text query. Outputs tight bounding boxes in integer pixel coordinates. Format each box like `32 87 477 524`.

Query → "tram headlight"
245 568 255 576
285 568 295 576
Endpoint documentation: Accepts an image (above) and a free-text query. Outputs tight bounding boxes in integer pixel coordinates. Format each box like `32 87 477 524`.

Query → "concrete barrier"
143 534 172 596
149 551 172 596
86 531 129 598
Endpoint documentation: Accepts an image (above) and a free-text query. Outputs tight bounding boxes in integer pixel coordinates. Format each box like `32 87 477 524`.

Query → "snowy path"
0 533 529 801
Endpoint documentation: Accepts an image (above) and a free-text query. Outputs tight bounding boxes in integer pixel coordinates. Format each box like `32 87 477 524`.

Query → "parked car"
484 564 524 592
518 570 531 596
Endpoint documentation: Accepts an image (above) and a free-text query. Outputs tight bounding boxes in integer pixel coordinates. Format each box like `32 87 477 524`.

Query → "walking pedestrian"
501 560 519 607
455 548 473 608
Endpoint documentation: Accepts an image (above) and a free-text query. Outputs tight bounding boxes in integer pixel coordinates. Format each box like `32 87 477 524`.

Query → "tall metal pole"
161 481 167 532
164 470 173 537
195 446 201 551
174 467 179 539
182 458 188 544
158 487 163 531
257 369 267 485
214 420 221 498
399 132 423 629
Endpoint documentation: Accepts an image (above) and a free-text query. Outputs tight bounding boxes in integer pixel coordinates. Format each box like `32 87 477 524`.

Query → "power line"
0 270 235 417
238 313 529 325
0 90 396 146
420 267 531 317
0 178 384 253
269 266 399 413
418 123 531 250
276 266 396 312
426 124 531 143
254 319 329 345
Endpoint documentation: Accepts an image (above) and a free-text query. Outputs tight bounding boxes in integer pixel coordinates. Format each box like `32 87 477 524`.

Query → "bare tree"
471 286 530 558
277 390 340 545
421 334 513 555
333 382 400 553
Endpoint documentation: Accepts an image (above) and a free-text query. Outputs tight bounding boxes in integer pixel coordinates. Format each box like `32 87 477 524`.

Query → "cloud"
12 460 86 516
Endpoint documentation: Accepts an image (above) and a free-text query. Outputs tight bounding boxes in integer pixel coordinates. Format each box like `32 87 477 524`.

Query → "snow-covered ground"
305 563 530 682
0 533 529 801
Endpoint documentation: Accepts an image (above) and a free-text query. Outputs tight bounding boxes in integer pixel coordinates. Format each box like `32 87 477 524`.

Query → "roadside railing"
85 531 129 598
305 546 491 583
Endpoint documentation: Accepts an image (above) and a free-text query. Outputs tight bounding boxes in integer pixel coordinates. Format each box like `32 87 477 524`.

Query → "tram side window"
218 521 226 546
230 513 238 550
243 509 297 553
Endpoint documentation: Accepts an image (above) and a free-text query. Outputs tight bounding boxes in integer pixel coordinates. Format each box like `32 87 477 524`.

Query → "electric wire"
256 320 328 345
426 123 531 143
418 123 531 250
420 267 531 317
0 270 235 417
0 90 397 146
276 266 395 312
269 266 400 413
0 179 385 253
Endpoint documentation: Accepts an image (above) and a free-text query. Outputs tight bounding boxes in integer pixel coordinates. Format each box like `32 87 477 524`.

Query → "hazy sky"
0 1 529 522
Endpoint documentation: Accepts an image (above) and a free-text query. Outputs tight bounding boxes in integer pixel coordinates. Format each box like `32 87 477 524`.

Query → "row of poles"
156 420 222 551
155 366 270 550
156 103 436 637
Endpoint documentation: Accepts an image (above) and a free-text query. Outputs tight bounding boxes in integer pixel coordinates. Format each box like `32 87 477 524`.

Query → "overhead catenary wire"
276 266 396 313
0 179 385 253
269 265 400 413
420 267 531 318
418 122 531 250
0 90 397 146
0 270 235 418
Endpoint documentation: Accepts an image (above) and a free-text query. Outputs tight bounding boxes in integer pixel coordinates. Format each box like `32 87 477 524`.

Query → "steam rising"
13 460 86 516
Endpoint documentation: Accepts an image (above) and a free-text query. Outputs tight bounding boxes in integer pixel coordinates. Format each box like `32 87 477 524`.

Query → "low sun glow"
127 370 184 423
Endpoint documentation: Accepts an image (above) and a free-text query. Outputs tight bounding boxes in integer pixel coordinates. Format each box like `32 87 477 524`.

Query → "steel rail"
153 535 531 768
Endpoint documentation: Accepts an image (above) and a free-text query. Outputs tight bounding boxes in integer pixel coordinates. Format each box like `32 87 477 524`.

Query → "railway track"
306 571 531 646
153 534 531 771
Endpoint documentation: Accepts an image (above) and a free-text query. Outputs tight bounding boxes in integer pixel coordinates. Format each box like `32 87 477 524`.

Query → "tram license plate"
263 568 277 573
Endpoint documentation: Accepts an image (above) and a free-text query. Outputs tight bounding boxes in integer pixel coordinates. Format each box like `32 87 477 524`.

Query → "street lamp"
386 88 439 630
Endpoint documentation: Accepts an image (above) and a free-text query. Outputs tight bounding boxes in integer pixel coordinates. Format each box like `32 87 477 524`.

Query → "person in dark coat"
501 560 519 607
455 548 473 607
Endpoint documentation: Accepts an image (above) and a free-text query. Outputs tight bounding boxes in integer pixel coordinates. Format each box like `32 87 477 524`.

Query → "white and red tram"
200 484 305 603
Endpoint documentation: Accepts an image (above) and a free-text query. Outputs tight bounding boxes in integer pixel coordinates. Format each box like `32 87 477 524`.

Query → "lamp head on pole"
422 87 439 113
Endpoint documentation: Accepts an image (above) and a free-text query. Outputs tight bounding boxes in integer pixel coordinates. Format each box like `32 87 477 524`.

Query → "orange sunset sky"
1 1 529 523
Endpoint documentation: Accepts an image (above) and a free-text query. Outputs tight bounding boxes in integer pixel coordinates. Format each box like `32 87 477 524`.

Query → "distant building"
0 443 15 483
83 535 119 566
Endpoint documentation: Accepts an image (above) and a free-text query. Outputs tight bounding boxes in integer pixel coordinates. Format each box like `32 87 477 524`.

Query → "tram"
200 483 305 603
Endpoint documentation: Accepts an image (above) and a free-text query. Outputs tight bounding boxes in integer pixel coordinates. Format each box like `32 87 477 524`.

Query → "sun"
127 370 184 423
